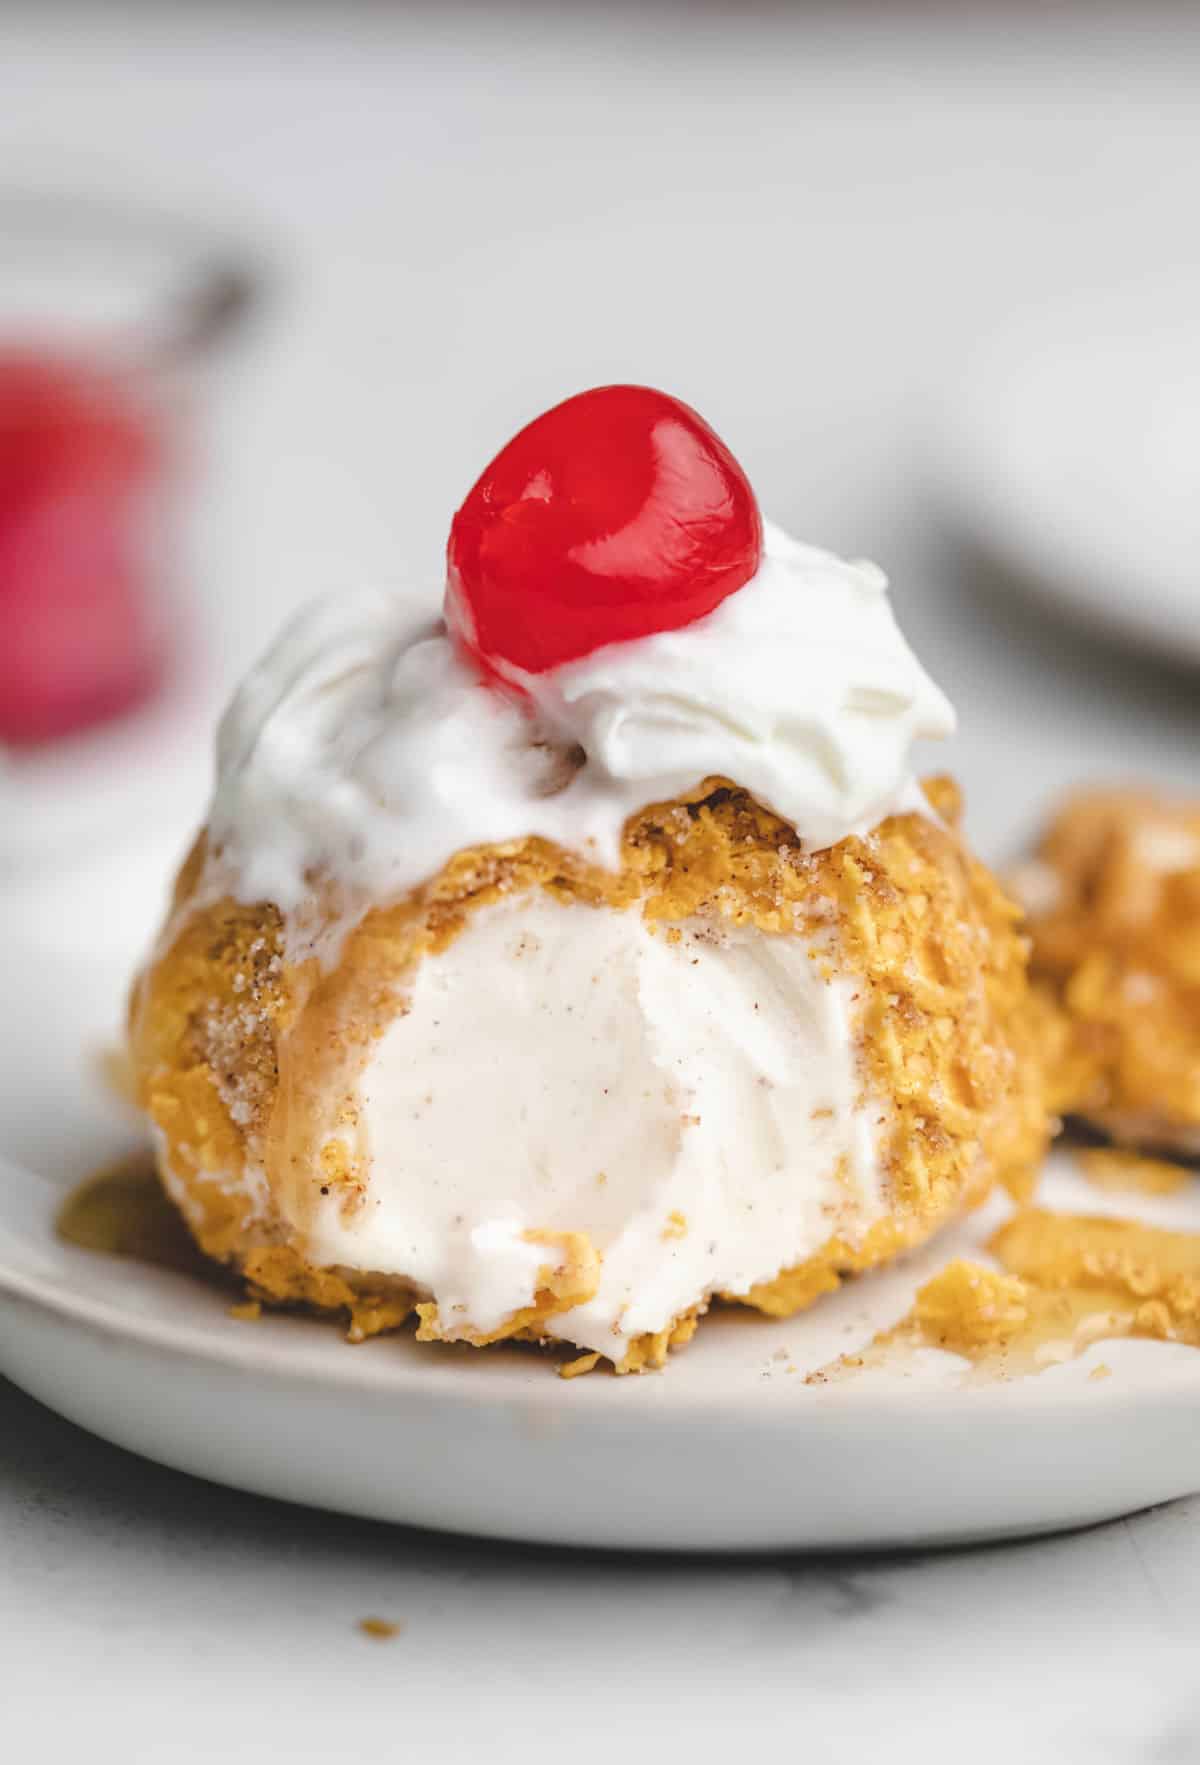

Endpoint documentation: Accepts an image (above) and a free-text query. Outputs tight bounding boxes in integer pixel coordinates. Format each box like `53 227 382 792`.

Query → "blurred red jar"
0 194 257 752
0 348 166 746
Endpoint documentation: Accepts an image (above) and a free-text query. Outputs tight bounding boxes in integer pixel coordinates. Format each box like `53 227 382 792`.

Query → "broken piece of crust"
819 1208 1200 1380
128 776 1048 1372
1018 789 1200 1155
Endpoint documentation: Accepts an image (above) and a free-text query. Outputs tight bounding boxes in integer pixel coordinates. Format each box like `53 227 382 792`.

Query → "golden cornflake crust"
908 1260 1032 1356
128 776 1047 1373
414 1230 601 1348
814 1207 1200 1381
1021 789 1200 1148
1073 1147 1191 1198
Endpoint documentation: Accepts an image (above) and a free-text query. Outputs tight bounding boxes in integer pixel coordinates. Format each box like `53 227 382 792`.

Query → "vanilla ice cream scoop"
293 895 879 1358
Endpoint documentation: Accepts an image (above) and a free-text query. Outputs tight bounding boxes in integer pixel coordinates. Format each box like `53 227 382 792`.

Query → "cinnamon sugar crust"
1020 789 1200 1150
128 775 1047 1371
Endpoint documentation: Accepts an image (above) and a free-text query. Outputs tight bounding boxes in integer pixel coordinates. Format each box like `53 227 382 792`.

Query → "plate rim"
4 1153 1200 1426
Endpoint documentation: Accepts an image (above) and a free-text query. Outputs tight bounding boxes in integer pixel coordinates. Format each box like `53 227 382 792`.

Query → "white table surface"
3 5 1200 1759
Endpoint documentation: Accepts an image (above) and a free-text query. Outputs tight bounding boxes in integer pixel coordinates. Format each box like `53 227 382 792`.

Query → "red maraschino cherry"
446 385 762 677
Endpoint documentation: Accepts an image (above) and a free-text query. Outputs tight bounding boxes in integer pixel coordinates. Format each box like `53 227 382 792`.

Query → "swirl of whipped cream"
519 521 954 852
208 521 954 940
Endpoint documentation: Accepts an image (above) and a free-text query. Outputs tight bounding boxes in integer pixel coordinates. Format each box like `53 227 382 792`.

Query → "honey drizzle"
56 1152 234 1288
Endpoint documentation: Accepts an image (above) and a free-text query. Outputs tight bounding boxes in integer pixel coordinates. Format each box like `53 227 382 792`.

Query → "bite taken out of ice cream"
128 385 1048 1372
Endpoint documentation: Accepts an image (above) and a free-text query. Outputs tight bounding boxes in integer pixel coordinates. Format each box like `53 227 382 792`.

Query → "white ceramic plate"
933 279 1200 667
2 831 1200 1552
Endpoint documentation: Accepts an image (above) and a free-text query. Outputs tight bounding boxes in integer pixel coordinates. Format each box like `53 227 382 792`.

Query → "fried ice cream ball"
128 777 1048 1372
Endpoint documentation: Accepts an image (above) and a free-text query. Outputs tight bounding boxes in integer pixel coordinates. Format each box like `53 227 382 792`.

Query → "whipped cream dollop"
209 521 954 926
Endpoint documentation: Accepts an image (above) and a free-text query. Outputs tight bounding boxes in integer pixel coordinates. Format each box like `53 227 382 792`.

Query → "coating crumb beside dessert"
811 1205 1200 1381
1016 789 1200 1156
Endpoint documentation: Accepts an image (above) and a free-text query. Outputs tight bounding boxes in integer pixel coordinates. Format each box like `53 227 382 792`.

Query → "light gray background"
2 6 1198 1759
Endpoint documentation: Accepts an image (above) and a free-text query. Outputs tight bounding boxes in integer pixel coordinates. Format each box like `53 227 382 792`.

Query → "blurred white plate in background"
2 835 1200 1551
933 280 1200 666
0 689 213 873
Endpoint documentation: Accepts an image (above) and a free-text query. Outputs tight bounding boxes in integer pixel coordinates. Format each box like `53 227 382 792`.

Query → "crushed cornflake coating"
990 1207 1200 1337
1019 790 1200 1154
358 1617 403 1640
820 1206 1200 1382
558 1351 603 1380
1073 1147 1192 1197
414 1230 601 1348
127 777 1047 1374
910 1261 1030 1353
